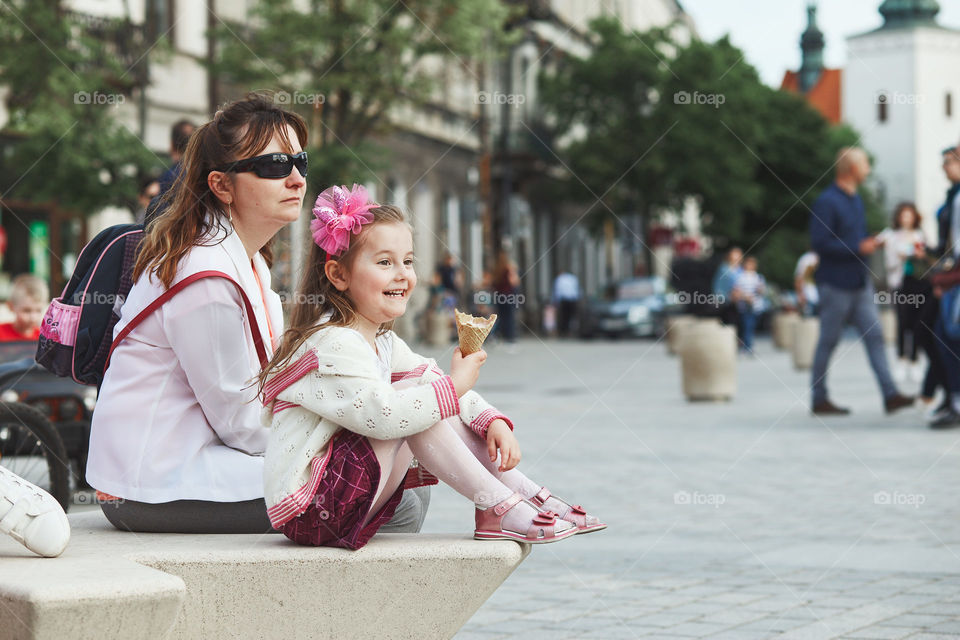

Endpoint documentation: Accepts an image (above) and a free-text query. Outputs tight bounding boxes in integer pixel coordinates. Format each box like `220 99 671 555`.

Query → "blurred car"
580 277 668 338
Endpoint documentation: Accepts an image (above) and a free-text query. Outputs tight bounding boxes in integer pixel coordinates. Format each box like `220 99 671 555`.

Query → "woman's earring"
227 203 233 223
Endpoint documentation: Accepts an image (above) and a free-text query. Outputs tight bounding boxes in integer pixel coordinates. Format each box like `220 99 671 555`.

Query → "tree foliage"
0 0 160 214
209 0 514 191
539 17 874 286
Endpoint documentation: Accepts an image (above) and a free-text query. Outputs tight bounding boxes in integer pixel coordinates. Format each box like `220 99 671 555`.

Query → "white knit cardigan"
261 325 511 527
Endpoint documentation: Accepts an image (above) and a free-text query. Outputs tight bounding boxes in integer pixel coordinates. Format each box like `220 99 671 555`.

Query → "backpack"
36 224 267 386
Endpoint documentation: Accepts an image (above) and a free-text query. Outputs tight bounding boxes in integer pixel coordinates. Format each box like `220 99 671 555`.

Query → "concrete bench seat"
0 511 530 640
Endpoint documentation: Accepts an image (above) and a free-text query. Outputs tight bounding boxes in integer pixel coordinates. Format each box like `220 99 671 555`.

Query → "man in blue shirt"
810 147 913 415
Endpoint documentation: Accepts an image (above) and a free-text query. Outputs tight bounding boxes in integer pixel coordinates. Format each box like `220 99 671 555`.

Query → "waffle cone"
455 309 497 355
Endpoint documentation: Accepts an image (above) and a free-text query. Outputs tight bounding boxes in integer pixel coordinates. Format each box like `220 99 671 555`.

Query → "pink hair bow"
310 184 378 257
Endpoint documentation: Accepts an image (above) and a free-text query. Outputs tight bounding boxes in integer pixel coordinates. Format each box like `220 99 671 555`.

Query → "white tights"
363 391 574 535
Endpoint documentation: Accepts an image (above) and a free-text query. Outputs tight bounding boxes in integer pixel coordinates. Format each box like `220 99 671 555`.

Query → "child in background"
259 185 604 549
733 256 766 354
0 274 49 341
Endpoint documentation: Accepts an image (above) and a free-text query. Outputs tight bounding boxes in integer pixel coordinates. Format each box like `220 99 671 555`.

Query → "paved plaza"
416 332 960 639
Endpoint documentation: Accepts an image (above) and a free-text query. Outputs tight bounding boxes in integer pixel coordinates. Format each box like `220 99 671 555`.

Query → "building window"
947 92 953 118
146 0 176 44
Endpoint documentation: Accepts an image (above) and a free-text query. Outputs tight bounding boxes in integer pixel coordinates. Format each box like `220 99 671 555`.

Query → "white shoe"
0 465 70 557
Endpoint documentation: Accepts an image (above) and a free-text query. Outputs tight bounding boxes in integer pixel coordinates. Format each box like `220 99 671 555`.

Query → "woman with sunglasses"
85 93 305 532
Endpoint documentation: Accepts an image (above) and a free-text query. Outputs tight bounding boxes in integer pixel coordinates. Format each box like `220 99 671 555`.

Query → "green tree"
539 19 875 287
538 17 674 249
209 0 514 192
0 1 160 214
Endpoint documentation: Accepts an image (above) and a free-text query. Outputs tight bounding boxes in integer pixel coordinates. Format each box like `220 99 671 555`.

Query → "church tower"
781 3 842 125
843 0 960 236
799 3 825 92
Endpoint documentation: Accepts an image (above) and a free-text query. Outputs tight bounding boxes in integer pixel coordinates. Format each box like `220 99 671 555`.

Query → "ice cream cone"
455 309 497 355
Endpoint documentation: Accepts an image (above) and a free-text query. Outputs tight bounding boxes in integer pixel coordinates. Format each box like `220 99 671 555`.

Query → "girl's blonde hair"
256 204 410 395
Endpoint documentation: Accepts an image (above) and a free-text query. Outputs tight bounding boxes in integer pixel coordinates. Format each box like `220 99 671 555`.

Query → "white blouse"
86 220 284 503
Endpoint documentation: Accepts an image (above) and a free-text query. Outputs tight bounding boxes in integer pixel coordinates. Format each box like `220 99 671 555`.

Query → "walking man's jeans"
811 282 897 405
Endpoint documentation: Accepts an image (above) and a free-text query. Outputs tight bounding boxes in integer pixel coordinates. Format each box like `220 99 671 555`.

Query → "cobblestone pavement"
416 333 960 639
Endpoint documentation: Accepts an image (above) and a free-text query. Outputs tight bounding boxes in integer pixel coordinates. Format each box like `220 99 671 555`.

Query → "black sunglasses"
216 151 308 179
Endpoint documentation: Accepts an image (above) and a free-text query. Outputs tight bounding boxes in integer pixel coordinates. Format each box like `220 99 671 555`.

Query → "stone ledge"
0 510 530 640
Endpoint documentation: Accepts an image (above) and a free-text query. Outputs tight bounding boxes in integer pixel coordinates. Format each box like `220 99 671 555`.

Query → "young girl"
258 185 605 549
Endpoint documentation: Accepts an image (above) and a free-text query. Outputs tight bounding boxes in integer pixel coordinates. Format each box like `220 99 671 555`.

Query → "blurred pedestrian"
0 274 48 342
809 147 913 416
158 119 197 196
922 145 960 427
134 176 160 225
492 251 521 352
794 251 819 316
145 119 197 227
877 202 927 382
552 269 580 337
732 256 765 354
713 247 743 328
436 252 463 299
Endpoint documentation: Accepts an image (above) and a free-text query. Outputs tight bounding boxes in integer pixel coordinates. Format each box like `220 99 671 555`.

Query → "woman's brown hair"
256 204 410 396
133 93 308 288
892 201 921 230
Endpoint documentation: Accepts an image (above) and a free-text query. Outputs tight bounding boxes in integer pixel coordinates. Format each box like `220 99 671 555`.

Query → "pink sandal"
474 493 577 544
530 487 607 535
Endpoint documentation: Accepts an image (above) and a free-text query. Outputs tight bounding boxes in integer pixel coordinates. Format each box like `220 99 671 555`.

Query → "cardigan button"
319 510 330 520
316 494 324 504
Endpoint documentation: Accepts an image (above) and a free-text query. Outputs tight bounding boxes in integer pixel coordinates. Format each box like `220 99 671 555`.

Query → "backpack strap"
105 270 269 373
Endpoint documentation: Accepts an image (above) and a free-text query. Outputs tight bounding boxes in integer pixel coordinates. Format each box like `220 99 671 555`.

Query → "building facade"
844 0 960 237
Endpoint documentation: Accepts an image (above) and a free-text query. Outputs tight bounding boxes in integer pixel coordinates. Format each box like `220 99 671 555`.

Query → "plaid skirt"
281 430 405 550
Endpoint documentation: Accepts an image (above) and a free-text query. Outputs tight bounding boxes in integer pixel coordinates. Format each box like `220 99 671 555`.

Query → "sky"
679 0 960 87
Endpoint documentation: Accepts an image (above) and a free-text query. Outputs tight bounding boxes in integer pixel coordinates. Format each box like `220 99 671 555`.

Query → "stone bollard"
666 314 697 355
792 316 820 370
427 310 451 347
880 308 897 346
680 319 737 401
772 311 799 350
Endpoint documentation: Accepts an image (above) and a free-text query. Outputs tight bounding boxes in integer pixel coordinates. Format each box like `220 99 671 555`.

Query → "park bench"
0 510 529 639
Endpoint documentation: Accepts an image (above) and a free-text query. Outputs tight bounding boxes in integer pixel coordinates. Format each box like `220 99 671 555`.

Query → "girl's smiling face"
338 221 416 331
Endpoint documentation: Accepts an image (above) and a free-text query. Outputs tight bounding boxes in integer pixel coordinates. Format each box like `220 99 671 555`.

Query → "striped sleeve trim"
470 408 513 439
431 375 460 419
267 443 336 528
390 363 428 383
272 400 298 414
262 350 319 404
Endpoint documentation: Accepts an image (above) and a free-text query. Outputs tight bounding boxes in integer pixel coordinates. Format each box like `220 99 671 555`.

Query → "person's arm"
276 366 460 440
810 196 860 258
390 332 513 437
271 331 461 440
161 278 269 455
794 265 806 306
